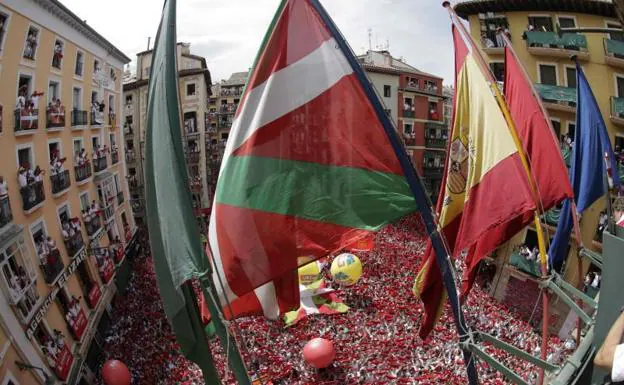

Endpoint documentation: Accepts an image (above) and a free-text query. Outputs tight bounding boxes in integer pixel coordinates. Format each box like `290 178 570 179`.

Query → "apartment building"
123 43 212 226
0 0 138 383
357 50 448 202
455 0 622 331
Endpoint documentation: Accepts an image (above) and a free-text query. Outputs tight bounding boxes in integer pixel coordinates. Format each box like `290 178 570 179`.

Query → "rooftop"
221 71 249 86
356 50 442 80
454 0 616 19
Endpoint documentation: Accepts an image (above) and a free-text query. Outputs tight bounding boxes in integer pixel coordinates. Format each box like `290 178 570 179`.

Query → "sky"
58 0 456 85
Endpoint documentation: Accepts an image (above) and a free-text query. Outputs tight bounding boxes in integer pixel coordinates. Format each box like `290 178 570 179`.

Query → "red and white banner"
114 246 124 263
87 285 101 308
100 259 114 283
54 344 74 380
71 309 88 340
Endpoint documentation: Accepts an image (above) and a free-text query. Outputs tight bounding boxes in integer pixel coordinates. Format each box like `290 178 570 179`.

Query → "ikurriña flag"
208 0 418 320
413 25 536 339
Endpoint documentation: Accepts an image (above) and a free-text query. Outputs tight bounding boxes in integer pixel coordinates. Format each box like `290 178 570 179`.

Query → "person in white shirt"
595 309 624 382
17 169 28 188
592 273 601 289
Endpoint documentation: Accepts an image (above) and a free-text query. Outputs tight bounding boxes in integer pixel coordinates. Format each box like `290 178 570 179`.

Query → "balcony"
1 262 37 306
63 230 85 258
422 166 444 178
402 82 441 96
111 151 119 165
108 112 116 127
187 152 200 164
124 123 133 136
125 151 136 164
102 203 115 222
0 196 13 229
40 248 64 284
219 120 233 129
543 207 561 227
605 38 624 69
20 181 45 212
425 137 448 149
534 84 576 113
131 200 145 216
219 104 238 114
50 170 71 195
71 110 88 127
402 109 415 118
90 111 105 126
610 96 624 127
525 31 589 60
220 88 243 97
94 156 108 173
46 106 66 130
14 108 39 135
74 163 92 183
116 191 124 206
85 215 102 237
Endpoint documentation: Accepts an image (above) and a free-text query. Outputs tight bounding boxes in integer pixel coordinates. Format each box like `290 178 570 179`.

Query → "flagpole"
309 1 479 384
444 5 553 384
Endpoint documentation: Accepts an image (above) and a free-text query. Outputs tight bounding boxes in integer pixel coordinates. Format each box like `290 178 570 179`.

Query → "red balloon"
303 338 335 369
102 359 131 385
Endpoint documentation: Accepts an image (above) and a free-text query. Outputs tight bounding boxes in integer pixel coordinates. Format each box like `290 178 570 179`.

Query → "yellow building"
456 0 622 332
0 0 138 383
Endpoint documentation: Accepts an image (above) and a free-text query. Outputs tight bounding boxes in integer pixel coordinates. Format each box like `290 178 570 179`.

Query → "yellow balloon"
298 260 322 286
330 253 362 286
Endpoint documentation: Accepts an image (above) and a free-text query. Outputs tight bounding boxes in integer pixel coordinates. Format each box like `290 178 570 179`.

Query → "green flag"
144 0 219 383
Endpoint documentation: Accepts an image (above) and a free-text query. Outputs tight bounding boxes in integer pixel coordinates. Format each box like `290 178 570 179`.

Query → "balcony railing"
74 163 92 183
85 215 102 237
71 110 88 127
46 106 65 129
525 31 588 56
125 152 136 163
0 196 13 229
219 121 233 129
220 88 243 97
422 166 444 178
14 108 39 134
94 156 108 173
425 137 448 149
90 111 105 126
63 230 84 258
116 192 124 206
403 83 441 96
41 248 64 284
50 170 71 194
102 203 115 222
111 151 119 165
219 104 238 114
534 84 576 109
402 109 415 118
605 38 624 58
20 181 45 211
187 152 200 164
611 96 624 120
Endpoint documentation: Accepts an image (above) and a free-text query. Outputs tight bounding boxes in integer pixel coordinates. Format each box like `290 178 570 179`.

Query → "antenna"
386 39 390 51
368 28 372 51
147 37 151 50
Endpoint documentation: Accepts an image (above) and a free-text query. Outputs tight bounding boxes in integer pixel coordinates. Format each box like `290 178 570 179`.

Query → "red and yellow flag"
413 26 536 339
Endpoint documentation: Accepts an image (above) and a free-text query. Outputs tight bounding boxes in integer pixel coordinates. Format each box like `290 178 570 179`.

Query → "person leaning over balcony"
595 308 624 383
17 168 28 188
33 166 44 183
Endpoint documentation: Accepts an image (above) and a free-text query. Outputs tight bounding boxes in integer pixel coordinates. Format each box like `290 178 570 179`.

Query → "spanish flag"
413 25 536 338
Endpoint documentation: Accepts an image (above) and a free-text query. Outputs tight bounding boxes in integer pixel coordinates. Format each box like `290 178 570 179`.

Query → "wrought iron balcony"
187 152 200 164
85 215 102 237
425 137 448 149
74 163 92 183
20 181 45 211
90 111 105 126
402 109 415 118
604 38 624 69
14 108 39 134
220 88 243 97
63 230 84 258
111 151 119 165
94 156 108 173
0 196 13 229
71 109 88 127
50 170 70 194
422 165 444 178
102 203 115 222
219 120 233 129
402 82 441 96
116 191 124 206
525 31 589 59
534 84 576 112
40 248 64 284
46 106 65 129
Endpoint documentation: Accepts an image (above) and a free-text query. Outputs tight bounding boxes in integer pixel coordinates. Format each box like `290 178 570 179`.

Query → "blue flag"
548 63 621 266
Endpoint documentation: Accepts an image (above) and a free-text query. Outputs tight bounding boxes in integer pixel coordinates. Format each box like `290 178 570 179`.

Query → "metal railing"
425 137 447 149
422 165 444 178
71 109 88 126
14 108 39 133
94 156 108 173
41 248 64 284
611 96 624 119
85 215 102 237
50 170 70 194
525 30 588 52
102 203 115 222
20 181 45 211
534 83 577 107
46 106 65 129
90 111 105 126
0 196 13 229
402 109 415 118
63 231 84 258
74 163 92 183
186 152 200 163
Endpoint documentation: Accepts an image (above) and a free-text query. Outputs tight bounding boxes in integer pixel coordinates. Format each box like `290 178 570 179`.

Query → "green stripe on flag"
216 156 417 230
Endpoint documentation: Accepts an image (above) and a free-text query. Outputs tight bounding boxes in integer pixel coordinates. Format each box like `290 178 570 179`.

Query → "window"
539 64 557 86
221 132 229 140
479 14 510 48
17 147 33 169
114 174 122 197
186 83 196 96
0 12 9 53
615 136 624 151
383 85 391 98
48 142 60 163
565 67 577 89
184 111 197 134
75 51 84 76
93 59 100 75
551 120 561 139
608 22 624 42
617 76 624 97
51 39 63 69
528 16 554 32
17 74 33 105
48 81 60 104
125 95 132 105
144 66 150 78
567 122 576 139
79 192 89 212
558 17 576 29
23 26 39 60
404 124 413 135
72 87 81 110
92 137 99 152
0 235 37 306
73 139 83 159
490 62 505 82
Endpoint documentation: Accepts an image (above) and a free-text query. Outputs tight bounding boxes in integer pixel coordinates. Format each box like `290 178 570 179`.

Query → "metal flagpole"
309 1 480 384
444 5 554 384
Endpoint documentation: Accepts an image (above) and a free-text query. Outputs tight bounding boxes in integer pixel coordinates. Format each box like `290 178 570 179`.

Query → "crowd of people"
99 216 571 384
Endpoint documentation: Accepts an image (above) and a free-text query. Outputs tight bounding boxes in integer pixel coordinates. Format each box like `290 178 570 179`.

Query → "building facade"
357 50 448 202
122 43 213 226
456 0 621 331
0 0 138 383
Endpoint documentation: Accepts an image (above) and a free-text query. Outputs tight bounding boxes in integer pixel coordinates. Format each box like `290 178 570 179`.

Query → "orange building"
0 0 138 383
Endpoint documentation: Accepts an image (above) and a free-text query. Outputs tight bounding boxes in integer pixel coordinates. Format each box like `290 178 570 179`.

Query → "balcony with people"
403 77 441 96
219 103 238 114
71 109 88 127
220 86 243 97
480 25 511 55
90 100 105 126
425 123 448 149
604 37 624 69
51 40 64 69
61 218 84 258
219 118 233 129
46 98 65 130
0 246 38 306
111 148 119 165
49 151 70 195
534 83 576 113
610 96 624 127
523 29 589 60
509 244 542 278
0 178 13 230
93 146 109 173
74 149 92 184
18 166 46 212
402 100 415 118
22 27 38 60
58 295 88 341
14 89 43 135
82 203 102 238
35 236 64 284
422 152 445 178
101 196 115 223
93 247 115 283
